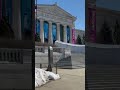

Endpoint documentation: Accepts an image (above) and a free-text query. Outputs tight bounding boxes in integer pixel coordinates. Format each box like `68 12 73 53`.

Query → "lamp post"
46 46 53 72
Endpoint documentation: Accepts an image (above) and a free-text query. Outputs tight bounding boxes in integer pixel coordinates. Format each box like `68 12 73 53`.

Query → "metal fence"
35 46 85 70
35 46 72 73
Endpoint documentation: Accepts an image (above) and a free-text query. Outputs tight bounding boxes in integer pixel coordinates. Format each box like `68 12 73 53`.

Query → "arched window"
35 19 40 41
52 23 57 43
44 21 49 43
67 26 70 43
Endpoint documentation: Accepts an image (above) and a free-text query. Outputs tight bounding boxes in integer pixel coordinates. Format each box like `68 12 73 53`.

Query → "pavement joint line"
60 74 84 77
36 80 61 89
36 80 53 88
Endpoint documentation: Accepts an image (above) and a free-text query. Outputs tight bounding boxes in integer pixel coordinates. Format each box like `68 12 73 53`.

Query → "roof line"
37 4 76 20
56 5 73 17
97 6 120 14
37 4 54 6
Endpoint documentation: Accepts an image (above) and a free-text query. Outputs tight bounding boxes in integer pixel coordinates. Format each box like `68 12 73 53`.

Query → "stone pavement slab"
35 68 85 90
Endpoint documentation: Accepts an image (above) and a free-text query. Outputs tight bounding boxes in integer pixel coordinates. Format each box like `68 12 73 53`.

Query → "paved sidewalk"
35 68 85 90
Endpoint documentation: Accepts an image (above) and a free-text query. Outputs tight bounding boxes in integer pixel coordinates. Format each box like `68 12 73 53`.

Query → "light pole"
46 46 53 72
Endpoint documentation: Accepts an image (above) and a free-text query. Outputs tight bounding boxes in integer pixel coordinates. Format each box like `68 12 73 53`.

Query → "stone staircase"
56 56 72 69
86 65 120 90
35 46 85 69
56 53 85 69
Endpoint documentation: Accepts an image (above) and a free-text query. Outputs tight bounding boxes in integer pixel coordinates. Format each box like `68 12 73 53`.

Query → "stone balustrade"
0 48 32 64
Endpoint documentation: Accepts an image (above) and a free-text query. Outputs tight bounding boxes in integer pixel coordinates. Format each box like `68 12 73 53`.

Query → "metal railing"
35 46 72 73
35 46 45 53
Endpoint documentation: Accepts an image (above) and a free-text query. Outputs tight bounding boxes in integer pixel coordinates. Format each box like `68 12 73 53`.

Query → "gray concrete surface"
86 46 120 65
35 68 85 90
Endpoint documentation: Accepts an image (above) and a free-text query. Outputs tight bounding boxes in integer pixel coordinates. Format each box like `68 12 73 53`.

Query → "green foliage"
0 17 14 39
76 35 82 44
100 20 112 44
35 33 40 42
113 20 120 44
82 34 85 44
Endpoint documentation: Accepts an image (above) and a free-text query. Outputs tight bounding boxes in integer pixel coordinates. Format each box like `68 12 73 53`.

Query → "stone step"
86 87 120 90
86 66 120 89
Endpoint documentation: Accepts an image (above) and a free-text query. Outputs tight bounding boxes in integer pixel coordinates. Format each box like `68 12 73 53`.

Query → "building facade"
0 0 33 40
87 0 120 44
0 0 35 89
36 4 76 44
86 0 96 43
96 7 120 43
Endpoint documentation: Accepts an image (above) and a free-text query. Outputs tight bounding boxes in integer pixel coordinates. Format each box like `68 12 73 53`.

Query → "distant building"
75 29 85 44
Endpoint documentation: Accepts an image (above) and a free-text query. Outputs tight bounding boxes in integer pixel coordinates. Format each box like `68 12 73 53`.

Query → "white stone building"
36 3 76 45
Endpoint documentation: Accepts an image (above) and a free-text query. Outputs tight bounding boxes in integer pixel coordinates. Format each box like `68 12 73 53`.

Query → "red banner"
88 3 96 43
72 29 76 44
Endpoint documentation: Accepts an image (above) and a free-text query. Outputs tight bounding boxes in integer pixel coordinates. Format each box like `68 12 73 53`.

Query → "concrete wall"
55 40 85 53
96 7 120 42
0 48 32 89
86 43 120 65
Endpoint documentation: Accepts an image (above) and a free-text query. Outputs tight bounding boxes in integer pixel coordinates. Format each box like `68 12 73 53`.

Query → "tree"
113 20 120 44
76 35 82 44
82 34 85 44
35 33 40 42
0 16 14 39
100 20 112 44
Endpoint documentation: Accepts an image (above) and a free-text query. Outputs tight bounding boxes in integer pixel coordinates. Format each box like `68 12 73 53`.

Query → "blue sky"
37 0 85 30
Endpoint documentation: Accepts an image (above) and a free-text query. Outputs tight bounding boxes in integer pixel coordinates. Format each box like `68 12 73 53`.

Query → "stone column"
12 0 21 40
63 25 67 43
40 19 44 43
48 21 53 44
57 23 60 41
70 26 73 43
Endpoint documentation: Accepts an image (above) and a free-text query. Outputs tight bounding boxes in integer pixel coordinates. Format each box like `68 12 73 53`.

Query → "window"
52 23 57 43
60 25 64 42
67 26 70 43
44 21 49 43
